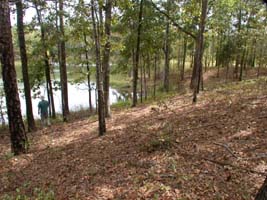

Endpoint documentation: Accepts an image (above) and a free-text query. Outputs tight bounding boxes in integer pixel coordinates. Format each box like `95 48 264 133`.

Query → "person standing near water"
38 96 50 127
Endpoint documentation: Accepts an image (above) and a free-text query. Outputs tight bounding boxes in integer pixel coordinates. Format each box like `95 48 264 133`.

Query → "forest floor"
1 69 267 200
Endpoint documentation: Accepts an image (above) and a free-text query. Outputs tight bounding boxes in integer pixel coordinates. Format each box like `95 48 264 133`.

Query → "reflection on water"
0 82 128 123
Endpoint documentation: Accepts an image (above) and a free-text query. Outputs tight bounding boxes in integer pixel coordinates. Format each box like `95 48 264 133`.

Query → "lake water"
0 82 126 123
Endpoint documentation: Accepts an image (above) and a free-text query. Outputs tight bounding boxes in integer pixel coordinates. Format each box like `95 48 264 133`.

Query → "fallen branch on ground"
212 142 239 159
203 157 267 176
172 144 267 177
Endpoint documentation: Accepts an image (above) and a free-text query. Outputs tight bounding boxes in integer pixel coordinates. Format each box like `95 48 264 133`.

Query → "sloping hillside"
1 78 267 199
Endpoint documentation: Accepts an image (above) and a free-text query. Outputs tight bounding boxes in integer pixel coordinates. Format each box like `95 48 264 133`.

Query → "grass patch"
111 99 131 110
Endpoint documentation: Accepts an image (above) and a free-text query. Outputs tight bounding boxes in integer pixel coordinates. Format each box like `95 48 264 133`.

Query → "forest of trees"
1 0 267 198
0 0 267 152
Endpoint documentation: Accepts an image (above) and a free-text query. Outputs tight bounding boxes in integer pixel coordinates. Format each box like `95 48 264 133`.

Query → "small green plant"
111 99 131 109
144 134 173 153
34 188 55 200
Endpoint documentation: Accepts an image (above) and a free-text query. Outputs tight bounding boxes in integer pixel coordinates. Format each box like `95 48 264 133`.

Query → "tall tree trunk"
140 57 143 103
192 0 208 103
103 0 112 117
239 47 246 81
0 0 28 155
83 33 93 113
181 35 187 81
132 0 144 107
144 56 148 100
153 54 157 99
216 34 223 78
147 55 151 80
234 5 242 79
59 0 69 122
34 3 56 119
190 46 194 69
91 0 106 136
16 0 36 132
163 0 171 92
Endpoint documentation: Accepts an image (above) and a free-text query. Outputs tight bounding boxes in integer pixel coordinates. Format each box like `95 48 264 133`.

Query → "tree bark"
140 58 143 103
103 0 112 117
192 0 208 103
16 0 36 132
132 0 144 107
181 35 187 81
34 3 56 119
239 47 246 81
83 33 93 113
163 0 171 92
91 0 106 136
59 0 69 121
144 56 148 100
0 0 28 155
153 54 157 99
234 5 242 79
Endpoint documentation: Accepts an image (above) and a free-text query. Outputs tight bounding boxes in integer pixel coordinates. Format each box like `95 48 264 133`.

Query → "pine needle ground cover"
1 77 267 199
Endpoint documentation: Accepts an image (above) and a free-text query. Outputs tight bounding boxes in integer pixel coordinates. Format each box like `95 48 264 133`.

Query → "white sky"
11 7 37 26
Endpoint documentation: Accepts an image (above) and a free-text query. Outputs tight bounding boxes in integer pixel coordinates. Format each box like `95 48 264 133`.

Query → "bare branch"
150 0 196 39
213 142 239 159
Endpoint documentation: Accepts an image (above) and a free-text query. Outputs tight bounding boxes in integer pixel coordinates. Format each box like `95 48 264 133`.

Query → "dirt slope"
1 78 267 199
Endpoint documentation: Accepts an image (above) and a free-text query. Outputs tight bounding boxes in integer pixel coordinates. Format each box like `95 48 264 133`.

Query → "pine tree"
0 0 28 155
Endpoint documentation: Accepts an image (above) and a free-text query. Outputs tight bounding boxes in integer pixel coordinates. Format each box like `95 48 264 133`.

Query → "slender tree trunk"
0 0 28 155
132 0 144 107
91 0 106 136
192 0 208 103
131 49 135 78
140 58 143 103
153 54 157 99
239 47 246 81
190 50 194 69
103 0 112 117
144 56 148 100
235 5 242 79
147 55 151 80
59 0 69 121
177 46 181 76
181 35 187 81
83 33 93 113
211 43 215 67
163 0 171 92
216 33 223 78
34 3 56 119
16 0 36 132
0 102 5 126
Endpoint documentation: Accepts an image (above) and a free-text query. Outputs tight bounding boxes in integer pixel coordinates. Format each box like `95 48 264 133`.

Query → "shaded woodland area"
1 0 267 199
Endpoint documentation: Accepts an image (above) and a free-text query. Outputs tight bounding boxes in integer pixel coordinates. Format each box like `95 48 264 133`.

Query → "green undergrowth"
111 99 132 110
2 188 55 200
